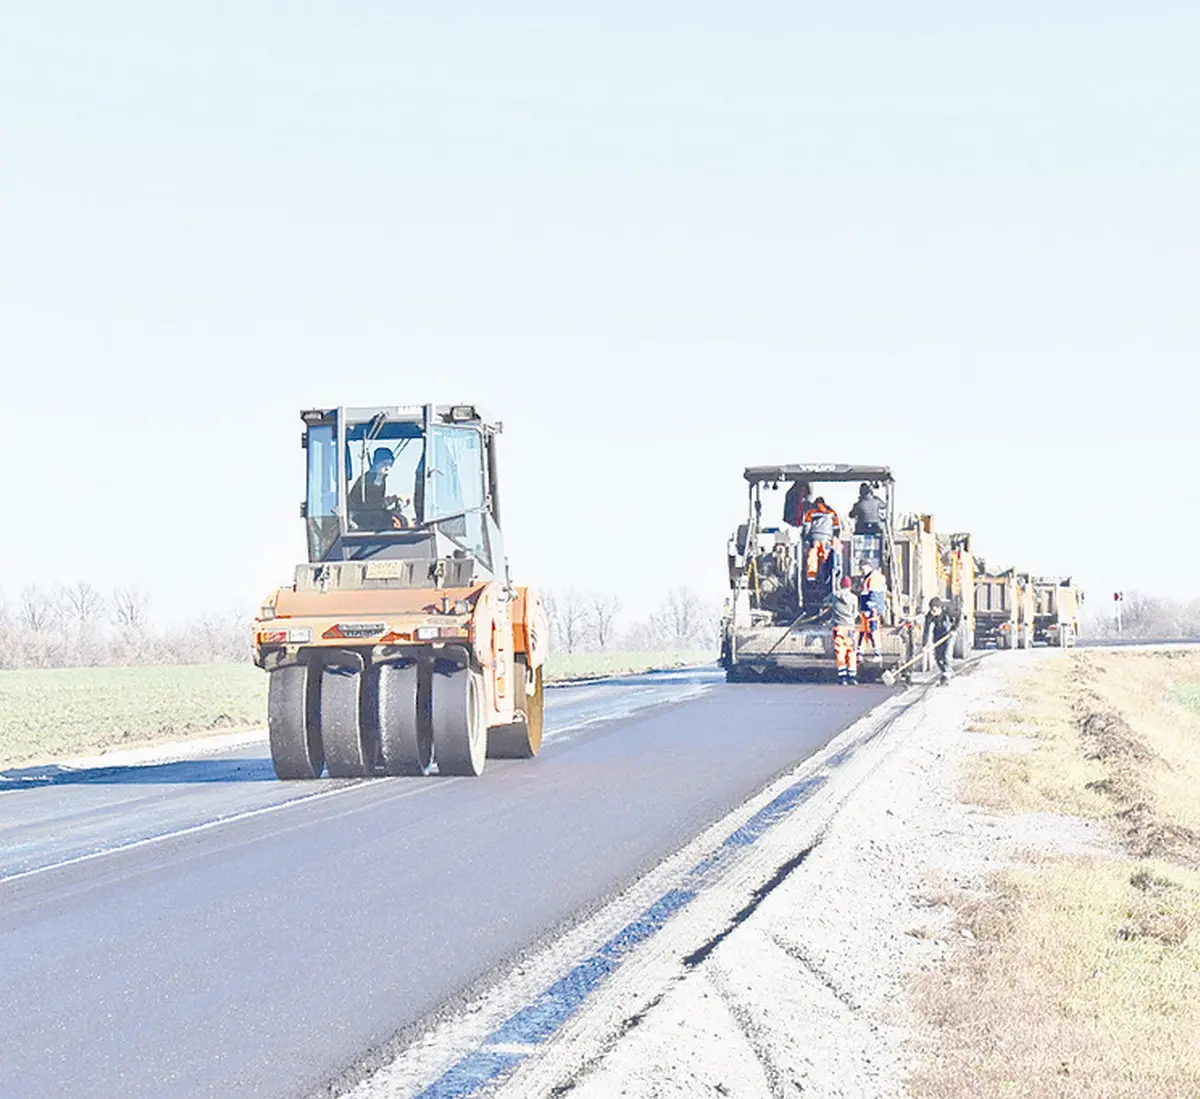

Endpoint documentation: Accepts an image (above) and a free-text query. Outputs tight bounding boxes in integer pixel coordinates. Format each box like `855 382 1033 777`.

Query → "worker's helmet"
840 576 853 588
371 447 396 469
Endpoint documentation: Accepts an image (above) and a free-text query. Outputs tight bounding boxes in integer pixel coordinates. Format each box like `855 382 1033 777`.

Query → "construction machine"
935 530 976 659
720 465 904 681
1032 576 1081 647
252 404 549 780
719 466 977 682
973 567 1035 649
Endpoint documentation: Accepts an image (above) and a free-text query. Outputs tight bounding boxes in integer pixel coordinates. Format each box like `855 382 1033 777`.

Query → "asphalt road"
0 671 888 1099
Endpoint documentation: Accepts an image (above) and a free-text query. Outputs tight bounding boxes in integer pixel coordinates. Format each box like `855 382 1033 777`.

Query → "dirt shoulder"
914 647 1200 1099
498 649 1200 1098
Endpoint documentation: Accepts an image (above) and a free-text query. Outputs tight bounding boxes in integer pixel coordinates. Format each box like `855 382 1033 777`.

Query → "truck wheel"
489 656 543 759
321 664 375 778
433 664 487 776
268 664 324 779
377 662 433 776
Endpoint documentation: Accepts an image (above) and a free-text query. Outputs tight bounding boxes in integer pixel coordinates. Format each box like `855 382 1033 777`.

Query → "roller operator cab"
253 405 549 780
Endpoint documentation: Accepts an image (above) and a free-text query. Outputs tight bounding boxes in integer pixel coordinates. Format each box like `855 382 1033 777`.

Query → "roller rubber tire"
321 665 374 778
488 656 543 759
268 664 324 780
378 662 433 776
432 664 487 777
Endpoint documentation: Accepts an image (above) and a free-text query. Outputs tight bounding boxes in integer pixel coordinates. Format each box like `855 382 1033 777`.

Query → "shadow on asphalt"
0 757 277 792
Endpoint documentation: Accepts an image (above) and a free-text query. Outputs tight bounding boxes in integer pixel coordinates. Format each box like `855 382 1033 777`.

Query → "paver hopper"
252 404 549 779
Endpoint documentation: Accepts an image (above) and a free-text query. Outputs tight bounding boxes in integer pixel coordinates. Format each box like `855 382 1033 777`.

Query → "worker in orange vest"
857 560 887 661
802 498 840 581
832 576 859 685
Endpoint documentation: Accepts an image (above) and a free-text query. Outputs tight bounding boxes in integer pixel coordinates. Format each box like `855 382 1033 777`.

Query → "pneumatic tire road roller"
253 404 549 780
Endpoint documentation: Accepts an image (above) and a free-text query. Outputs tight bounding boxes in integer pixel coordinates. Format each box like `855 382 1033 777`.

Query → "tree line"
542 587 717 653
0 581 719 669
1088 593 1200 641
0 583 247 669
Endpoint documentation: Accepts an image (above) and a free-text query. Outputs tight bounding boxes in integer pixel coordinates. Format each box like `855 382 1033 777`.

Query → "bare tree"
111 585 149 630
544 587 588 653
588 593 621 650
61 581 107 632
17 584 55 633
650 587 716 650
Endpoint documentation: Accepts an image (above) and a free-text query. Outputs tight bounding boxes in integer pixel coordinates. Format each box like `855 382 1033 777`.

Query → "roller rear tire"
268 664 324 780
488 656 543 759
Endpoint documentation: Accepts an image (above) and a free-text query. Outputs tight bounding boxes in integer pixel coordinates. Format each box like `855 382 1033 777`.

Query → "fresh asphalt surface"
0 669 889 1098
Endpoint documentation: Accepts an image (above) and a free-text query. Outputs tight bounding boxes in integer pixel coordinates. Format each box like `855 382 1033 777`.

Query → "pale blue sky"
1 3 1196 625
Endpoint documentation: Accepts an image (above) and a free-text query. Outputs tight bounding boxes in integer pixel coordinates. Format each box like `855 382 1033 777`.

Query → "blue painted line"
720 774 827 848
413 1051 524 1099
486 887 696 1048
412 766 837 1097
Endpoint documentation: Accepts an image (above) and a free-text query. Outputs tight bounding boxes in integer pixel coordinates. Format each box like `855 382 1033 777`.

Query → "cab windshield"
344 419 425 533
303 414 495 566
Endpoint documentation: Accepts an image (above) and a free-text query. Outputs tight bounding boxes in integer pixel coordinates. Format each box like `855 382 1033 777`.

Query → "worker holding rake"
923 597 959 684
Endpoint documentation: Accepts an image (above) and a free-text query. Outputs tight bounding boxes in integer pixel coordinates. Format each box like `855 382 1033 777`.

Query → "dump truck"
893 514 975 663
252 404 549 780
936 530 976 658
973 567 1035 650
1032 576 1081 647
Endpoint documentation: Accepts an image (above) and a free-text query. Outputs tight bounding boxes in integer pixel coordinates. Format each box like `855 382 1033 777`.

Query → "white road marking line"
1 682 713 886
0 778 438 886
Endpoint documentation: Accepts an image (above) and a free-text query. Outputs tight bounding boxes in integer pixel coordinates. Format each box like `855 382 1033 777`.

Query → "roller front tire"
432 664 488 777
267 664 324 780
378 662 434 776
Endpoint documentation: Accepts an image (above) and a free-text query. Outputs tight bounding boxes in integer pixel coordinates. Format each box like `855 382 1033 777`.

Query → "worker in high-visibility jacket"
832 575 859 685
857 560 887 661
802 498 840 582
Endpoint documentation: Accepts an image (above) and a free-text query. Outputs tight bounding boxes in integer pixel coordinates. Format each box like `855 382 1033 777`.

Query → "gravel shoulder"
496 650 1111 1098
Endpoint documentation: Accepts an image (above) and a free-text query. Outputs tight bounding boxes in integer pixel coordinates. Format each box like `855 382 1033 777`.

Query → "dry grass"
913 858 1200 1099
913 650 1200 1099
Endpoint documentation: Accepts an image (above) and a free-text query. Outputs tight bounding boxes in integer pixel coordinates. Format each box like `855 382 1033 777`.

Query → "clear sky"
1 3 1196 628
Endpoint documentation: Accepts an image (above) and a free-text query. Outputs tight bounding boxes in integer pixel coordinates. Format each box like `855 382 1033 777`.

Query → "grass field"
543 650 712 682
0 651 713 767
915 650 1200 1099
